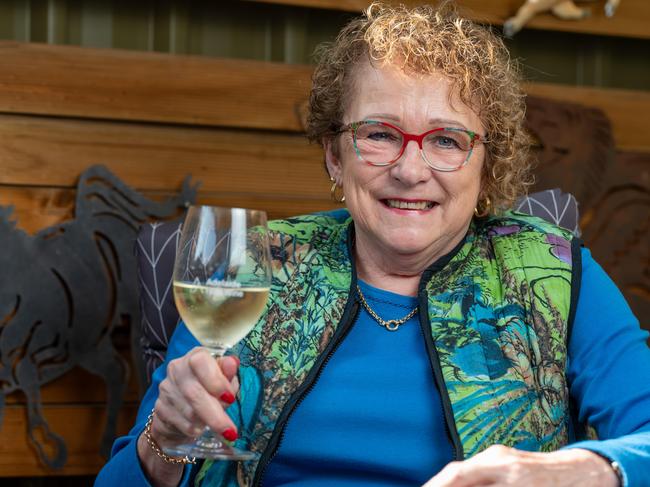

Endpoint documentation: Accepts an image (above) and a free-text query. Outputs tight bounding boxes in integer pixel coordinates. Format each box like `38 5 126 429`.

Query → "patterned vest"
196 211 578 486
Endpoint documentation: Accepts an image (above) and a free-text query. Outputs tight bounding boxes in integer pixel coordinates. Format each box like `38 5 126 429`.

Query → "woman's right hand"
137 347 241 487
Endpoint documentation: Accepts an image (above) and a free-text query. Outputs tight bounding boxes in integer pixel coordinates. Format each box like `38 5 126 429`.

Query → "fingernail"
220 391 236 404
222 428 238 441
232 356 240 367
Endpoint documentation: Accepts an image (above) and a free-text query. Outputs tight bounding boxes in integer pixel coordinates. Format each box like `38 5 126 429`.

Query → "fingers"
421 461 466 487
152 395 203 443
184 350 238 403
152 347 242 447
423 445 602 487
219 355 240 384
422 445 519 486
422 460 499 487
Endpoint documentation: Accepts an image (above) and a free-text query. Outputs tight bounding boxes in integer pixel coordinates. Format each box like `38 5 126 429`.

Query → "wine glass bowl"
165 206 272 461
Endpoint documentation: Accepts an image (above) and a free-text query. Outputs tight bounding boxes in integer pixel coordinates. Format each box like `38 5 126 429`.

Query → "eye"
355 123 401 144
365 130 399 142
431 135 460 149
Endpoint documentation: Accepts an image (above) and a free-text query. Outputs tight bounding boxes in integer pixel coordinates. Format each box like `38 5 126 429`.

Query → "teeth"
385 199 434 210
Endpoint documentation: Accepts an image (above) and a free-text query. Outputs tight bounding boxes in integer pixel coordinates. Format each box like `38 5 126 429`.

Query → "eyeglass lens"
353 123 473 169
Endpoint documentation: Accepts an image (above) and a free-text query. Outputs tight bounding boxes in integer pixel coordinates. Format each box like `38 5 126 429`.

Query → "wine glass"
164 206 272 461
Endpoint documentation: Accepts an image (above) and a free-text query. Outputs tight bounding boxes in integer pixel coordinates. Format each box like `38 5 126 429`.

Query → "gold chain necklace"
356 285 419 332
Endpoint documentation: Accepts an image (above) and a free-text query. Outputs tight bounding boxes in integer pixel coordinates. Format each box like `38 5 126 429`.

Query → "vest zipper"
417 289 464 461
251 300 361 486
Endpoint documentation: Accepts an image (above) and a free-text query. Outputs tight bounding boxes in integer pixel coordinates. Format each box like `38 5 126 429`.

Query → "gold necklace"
356 285 419 332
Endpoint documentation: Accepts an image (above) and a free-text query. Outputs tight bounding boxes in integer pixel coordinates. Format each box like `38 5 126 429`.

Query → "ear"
324 138 343 183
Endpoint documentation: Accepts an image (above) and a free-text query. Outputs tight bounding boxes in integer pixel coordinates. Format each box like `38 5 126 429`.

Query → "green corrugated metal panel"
505 28 650 89
0 0 647 90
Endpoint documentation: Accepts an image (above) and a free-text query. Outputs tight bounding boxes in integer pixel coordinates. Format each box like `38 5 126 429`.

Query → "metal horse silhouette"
0 165 197 468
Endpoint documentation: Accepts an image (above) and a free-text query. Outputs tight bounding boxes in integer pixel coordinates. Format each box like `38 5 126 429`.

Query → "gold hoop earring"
474 196 491 218
329 178 345 203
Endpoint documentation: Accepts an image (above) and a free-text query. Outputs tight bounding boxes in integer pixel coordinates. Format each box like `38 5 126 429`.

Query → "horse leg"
78 336 128 457
551 1 592 20
22 382 67 468
504 0 562 37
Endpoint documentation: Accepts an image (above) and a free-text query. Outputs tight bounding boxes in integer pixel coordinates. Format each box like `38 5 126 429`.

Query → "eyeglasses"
339 120 488 172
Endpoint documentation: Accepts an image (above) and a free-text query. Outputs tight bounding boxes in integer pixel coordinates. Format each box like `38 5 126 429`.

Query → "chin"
381 232 437 256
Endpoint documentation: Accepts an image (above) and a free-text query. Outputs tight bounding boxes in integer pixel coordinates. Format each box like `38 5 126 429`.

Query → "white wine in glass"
165 206 272 461
173 283 269 350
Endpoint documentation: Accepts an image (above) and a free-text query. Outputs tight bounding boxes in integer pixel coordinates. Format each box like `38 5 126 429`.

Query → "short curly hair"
307 1 533 213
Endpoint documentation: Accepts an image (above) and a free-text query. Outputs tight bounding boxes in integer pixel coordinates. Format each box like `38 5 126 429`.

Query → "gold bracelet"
143 408 196 465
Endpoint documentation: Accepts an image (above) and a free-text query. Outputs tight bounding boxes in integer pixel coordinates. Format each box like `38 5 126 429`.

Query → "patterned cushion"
135 189 580 382
514 189 580 237
136 219 183 383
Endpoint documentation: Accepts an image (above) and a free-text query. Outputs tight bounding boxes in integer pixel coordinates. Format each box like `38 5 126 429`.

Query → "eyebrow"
362 113 467 128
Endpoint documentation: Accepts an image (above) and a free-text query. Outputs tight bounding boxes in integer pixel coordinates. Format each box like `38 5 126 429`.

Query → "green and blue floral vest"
196 210 579 486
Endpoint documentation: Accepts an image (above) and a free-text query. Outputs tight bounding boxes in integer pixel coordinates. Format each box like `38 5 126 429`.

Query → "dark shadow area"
2 476 95 487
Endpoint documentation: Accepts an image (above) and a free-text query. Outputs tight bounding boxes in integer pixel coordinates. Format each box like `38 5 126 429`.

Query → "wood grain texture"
524 82 650 153
580 150 650 332
0 404 137 476
0 114 327 194
244 0 650 38
0 41 313 131
0 43 647 152
0 186 340 235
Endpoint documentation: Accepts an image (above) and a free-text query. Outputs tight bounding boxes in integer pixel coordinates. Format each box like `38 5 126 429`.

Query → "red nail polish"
222 428 238 441
220 391 236 404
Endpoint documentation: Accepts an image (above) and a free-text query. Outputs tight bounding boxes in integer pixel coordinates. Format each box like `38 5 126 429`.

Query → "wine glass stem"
206 346 227 359
200 345 229 447
196 428 225 449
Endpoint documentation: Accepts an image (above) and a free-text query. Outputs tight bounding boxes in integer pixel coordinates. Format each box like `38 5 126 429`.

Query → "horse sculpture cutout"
504 0 621 37
0 165 197 469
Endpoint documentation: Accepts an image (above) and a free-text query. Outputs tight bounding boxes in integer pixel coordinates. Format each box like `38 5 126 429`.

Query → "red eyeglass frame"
339 120 488 172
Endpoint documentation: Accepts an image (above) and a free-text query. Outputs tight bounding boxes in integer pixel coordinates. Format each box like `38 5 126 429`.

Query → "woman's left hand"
422 445 620 487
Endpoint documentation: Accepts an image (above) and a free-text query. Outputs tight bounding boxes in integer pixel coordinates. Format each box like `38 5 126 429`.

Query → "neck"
357 263 422 297
354 242 435 298
353 226 467 297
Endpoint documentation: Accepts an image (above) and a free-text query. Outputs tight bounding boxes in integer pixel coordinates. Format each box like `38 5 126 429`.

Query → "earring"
474 196 491 218
329 177 345 203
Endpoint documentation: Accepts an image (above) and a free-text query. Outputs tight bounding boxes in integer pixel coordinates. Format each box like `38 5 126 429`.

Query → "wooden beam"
243 0 650 39
0 114 327 195
0 404 137 476
0 42 647 152
0 185 340 235
0 41 313 132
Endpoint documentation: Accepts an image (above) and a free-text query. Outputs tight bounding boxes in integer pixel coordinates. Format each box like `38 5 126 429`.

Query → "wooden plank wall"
0 43 333 237
0 42 333 477
0 41 648 477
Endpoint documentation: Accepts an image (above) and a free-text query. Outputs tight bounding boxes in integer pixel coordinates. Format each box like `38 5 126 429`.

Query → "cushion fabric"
135 219 183 383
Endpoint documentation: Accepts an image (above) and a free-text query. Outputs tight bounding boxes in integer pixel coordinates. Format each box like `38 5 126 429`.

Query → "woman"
96 2 650 486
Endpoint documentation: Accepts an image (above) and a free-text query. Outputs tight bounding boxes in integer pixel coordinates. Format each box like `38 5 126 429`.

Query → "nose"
389 139 431 185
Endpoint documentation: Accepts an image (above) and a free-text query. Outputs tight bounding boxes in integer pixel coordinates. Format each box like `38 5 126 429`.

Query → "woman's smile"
381 198 438 213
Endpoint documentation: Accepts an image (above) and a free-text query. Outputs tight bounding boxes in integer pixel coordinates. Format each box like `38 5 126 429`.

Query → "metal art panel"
0 164 197 469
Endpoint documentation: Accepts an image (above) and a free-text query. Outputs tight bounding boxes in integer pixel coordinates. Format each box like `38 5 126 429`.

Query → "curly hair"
307 1 533 212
